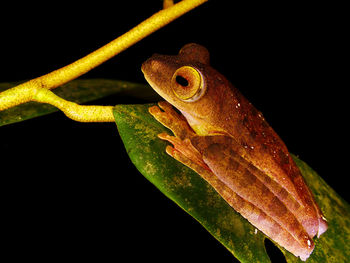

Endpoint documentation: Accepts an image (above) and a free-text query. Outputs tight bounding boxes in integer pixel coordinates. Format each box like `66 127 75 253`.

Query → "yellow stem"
0 0 207 123
33 89 115 122
0 0 207 113
38 0 202 90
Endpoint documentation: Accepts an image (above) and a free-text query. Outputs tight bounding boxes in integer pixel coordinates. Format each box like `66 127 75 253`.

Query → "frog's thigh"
168 138 308 259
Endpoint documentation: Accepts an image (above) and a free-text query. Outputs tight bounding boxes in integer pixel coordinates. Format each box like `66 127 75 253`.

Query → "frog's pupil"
176 75 189 87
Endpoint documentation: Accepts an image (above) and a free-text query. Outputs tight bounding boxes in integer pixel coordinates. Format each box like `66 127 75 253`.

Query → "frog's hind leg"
163 142 312 261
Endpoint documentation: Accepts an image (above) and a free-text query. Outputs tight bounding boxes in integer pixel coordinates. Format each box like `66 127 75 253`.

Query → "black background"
0 1 347 262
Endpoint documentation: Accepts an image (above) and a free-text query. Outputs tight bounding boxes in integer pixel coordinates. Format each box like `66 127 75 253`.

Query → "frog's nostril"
149 59 162 72
142 57 162 73
141 62 147 74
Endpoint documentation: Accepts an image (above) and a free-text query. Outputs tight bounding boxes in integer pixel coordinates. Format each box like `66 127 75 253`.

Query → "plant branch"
0 0 207 121
33 88 115 122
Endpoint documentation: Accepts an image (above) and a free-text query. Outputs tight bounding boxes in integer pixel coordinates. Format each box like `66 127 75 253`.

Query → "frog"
141 43 327 261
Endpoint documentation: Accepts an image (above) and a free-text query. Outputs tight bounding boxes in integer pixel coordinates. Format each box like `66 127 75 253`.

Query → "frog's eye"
171 66 206 102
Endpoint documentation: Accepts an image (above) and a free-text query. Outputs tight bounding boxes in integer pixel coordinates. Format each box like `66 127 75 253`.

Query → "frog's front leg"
149 101 209 171
149 101 195 140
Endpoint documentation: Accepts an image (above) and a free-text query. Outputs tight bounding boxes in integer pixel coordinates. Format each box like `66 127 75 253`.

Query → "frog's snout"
141 54 163 75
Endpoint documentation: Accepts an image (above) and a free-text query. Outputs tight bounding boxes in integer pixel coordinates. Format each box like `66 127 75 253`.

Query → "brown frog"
141 43 327 261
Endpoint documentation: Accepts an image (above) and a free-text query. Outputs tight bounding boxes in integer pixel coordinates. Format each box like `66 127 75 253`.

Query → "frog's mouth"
141 62 166 98
141 55 166 89
141 55 180 103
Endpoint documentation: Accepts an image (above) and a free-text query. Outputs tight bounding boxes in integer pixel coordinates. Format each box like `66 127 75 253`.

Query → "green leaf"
113 103 350 263
0 79 159 127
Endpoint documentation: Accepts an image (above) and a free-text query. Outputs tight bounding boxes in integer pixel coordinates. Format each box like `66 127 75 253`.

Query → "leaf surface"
113 103 350 263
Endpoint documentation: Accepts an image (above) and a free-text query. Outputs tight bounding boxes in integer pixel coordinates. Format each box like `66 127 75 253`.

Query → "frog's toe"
165 145 176 156
148 105 161 115
158 132 171 140
149 105 171 126
158 101 173 111
164 145 191 167
158 132 181 144
158 101 183 118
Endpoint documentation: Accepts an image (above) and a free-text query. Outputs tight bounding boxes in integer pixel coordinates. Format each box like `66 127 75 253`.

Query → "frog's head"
142 43 234 135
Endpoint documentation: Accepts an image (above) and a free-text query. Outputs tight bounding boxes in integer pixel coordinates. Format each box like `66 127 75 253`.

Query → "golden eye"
171 66 206 102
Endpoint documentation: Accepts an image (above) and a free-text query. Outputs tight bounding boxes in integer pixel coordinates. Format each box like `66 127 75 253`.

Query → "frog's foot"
158 132 209 172
149 101 195 140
